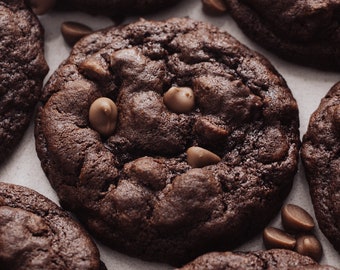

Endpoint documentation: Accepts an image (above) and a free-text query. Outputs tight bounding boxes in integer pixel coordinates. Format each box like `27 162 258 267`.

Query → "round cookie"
58 0 181 15
224 0 340 70
0 0 48 165
301 82 340 253
178 249 339 270
35 17 300 265
0 182 106 270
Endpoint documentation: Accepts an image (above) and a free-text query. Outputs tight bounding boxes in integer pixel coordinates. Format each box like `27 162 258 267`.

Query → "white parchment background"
0 0 339 268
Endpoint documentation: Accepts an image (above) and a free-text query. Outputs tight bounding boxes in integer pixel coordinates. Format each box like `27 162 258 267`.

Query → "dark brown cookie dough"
301 82 340 253
224 0 340 70
0 182 105 270
58 0 181 15
178 249 339 270
35 17 300 265
0 0 48 165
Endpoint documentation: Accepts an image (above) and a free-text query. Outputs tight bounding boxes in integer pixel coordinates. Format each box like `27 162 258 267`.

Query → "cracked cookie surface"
0 0 48 165
35 18 300 265
0 182 105 270
302 82 340 253
225 0 340 70
178 249 338 270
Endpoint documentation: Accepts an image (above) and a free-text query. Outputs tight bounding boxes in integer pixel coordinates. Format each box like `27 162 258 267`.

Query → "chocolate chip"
28 0 55 15
281 204 315 233
89 97 118 137
110 48 147 72
163 87 195 114
263 227 296 250
186 146 221 168
61 21 93 46
79 56 110 80
202 0 227 15
295 235 323 262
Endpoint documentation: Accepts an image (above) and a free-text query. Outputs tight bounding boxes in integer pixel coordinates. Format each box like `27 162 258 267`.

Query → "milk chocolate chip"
89 97 118 137
263 227 296 250
281 204 315 233
28 0 55 15
61 21 93 46
295 235 323 262
186 146 221 168
163 87 195 114
202 0 227 14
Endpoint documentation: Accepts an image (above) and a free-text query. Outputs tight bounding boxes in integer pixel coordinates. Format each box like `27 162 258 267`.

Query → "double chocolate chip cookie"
302 82 340 253
0 0 48 165
178 249 339 270
0 182 105 269
225 0 340 70
59 0 181 15
35 17 300 265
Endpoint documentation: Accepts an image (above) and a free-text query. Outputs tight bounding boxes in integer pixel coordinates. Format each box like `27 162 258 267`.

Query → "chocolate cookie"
0 182 105 270
301 82 340 253
0 0 48 165
178 249 339 270
35 17 300 265
58 0 181 15
224 0 340 70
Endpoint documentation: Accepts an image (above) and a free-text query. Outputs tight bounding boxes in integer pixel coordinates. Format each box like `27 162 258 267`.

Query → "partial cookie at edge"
178 249 339 270
225 0 340 70
301 82 340 253
0 0 48 165
0 182 105 270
